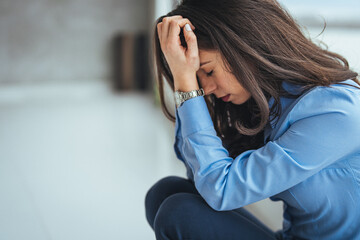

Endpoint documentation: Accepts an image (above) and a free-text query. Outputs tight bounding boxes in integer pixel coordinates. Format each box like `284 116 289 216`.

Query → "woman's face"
196 50 251 105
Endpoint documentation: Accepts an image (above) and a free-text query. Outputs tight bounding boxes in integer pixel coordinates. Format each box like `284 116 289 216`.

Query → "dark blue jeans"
145 176 281 240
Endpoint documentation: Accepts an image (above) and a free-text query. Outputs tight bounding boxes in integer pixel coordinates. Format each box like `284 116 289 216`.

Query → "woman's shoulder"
288 79 360 123
268 79 360 142
323 79 360 97
283 79 360 99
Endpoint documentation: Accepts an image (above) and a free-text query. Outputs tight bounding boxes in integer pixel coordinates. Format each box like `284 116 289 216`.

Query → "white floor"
0 80 282 240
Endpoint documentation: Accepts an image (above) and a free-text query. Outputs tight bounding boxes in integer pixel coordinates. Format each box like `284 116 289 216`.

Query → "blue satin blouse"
174 79 360 239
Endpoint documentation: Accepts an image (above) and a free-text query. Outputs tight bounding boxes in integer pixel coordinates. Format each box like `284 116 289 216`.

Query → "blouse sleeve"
174 105 194 182
176 86 360 211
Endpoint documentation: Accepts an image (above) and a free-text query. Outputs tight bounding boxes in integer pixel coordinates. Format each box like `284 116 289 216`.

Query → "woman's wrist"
175 88 205 108
174 75 199 92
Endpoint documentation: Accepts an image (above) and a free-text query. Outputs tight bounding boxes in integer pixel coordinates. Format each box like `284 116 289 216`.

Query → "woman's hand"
157 15 200 92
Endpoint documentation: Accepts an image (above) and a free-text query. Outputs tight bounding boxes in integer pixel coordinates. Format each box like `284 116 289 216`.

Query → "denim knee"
153 192 278 240
153 192 204 240
145 176 194 229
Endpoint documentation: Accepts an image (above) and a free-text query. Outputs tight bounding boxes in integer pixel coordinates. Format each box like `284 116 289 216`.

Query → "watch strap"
175 88 205 108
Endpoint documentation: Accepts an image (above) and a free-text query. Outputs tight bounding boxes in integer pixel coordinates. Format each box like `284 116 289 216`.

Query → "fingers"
160 15 182 45
183 23 199 63
168 19 195 45
157 16 195 50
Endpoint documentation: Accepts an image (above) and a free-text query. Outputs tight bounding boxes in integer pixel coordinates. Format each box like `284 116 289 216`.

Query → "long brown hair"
152 0 359 158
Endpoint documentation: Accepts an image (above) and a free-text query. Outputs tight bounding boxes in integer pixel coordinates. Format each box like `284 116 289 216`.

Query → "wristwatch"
174 88 205 108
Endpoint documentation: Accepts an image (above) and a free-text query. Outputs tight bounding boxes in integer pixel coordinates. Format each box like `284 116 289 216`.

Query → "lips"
221 94 230 102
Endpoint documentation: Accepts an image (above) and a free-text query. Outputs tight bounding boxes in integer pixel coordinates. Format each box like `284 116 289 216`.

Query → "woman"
145 0 360 239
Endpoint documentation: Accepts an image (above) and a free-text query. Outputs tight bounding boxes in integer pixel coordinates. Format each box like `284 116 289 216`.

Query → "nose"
199 77 217 96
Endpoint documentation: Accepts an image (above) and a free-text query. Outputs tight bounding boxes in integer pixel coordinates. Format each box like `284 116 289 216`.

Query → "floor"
0 80 282 240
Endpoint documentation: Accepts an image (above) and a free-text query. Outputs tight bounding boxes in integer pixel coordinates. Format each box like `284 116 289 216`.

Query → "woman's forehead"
199 50 221 67
199 50 220 61
199 49 217 58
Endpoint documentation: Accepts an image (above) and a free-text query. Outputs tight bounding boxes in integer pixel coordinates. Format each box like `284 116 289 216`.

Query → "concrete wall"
0 0 151 84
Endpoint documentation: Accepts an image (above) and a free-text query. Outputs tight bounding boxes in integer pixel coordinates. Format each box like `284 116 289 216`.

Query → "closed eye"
206 70 213 77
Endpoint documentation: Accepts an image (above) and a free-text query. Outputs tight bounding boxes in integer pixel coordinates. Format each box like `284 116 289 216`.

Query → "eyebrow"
200 60 211 67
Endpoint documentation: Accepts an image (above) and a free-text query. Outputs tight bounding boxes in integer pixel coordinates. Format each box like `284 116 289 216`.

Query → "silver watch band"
175 88 205 108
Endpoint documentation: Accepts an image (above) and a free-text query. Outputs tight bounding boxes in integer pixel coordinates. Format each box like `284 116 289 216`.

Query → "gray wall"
0 0 151 84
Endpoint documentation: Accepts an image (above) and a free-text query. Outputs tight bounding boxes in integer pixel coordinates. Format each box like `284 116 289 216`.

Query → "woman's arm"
174 104 194 182
176 86 360 211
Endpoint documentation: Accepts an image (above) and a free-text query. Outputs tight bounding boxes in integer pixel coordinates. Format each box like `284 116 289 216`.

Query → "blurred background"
0 0 359 239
